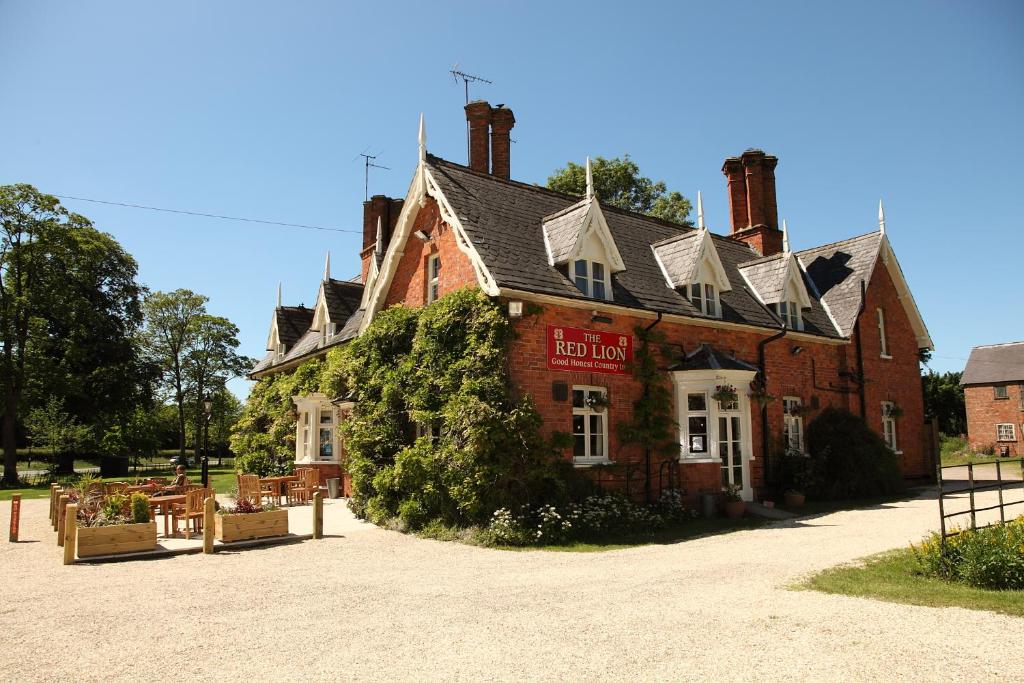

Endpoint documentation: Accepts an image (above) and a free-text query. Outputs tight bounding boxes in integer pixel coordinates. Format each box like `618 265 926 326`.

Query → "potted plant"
882 402 904 419
722 484 745 518
215 497 289 542
76 492 158 558
749 378 775 408
712 384 739 406
585 392 610 413
783 489 806 508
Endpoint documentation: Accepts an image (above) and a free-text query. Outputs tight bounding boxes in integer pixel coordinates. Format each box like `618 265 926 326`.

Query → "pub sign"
546 325 633 375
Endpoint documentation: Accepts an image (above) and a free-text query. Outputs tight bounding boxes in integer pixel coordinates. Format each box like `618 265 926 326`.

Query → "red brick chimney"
360 195 404 283
490 105 515 179
465 101 492 174
721 149 782 256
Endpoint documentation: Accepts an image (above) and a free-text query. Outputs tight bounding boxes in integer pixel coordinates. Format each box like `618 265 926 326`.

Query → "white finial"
585 156 594 201
418 113 426 163
878 199 886 235
697 190 705 230
323 251 331 281
375 215 383 254
276 282 282 308
782 219 791 253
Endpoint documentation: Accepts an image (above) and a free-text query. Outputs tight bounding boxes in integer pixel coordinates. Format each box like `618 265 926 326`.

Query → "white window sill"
679 457 719 464
880 354 892 360
573 459 615 468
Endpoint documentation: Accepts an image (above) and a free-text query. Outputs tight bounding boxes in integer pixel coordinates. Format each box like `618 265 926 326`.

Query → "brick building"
962 342 1024 456
250 102 934 503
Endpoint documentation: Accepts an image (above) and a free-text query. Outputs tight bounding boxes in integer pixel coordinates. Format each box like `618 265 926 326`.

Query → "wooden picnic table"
259 475 300 505
147 494 186 537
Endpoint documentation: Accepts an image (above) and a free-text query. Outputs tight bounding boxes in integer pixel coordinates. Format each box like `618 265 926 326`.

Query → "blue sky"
2 1 1021 397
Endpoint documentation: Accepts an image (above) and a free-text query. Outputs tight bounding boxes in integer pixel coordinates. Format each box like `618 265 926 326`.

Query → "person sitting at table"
153 466 189 496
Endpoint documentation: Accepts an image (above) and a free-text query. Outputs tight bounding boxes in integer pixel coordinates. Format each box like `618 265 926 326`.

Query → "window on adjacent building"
996 423 1016 442
994 385 1009 400
773 301 803 331
881 401 898 451
572 260 611 300
687 282 718 317
427 254 441 303
783 397 804 453
877 308 890 358
572 386 608 463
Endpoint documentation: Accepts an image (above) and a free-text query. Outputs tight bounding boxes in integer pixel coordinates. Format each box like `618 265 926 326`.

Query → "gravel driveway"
2 490 1020 682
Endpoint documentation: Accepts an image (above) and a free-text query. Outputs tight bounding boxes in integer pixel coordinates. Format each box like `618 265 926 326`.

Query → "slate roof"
796 232 881 337
542 200 590 263
426 156 851 338
324 278 363 325
961 342 1024 386
275 306 313 347
738 254 791 304
668 343 760 372
651 231 702 289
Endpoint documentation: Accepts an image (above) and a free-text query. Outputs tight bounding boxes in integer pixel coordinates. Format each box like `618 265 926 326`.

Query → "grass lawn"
801 548 1024 617
0 465 240 501
938 434 1014 468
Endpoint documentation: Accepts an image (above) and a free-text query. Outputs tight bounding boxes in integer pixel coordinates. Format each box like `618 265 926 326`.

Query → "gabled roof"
541 198 625 271
273 306 313 348
961 342 1024 386
324 279 363 325
797 232 881 337
423 156 837 336
652 228 731 292
739 252 811 308
668 343 759 372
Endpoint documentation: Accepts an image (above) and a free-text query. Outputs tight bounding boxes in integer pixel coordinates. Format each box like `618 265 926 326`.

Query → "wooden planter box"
215 509 289 543
77 521 158 558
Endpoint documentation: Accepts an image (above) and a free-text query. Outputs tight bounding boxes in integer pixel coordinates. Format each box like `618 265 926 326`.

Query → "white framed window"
877 308 890 358
294 394 341 464
783 396 804 453
994 385 1009 400
881 401 898 451
572 386 609 464
318 409 335 461
996 423 1016 442
773 302 803 331
572 260 611 300
683 391 710 457
687 282 718 318
415 422 441 443
427 254 441 303
302 411 312 459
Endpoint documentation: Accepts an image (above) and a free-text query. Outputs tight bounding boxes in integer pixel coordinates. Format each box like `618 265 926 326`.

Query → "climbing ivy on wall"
337 288 566 528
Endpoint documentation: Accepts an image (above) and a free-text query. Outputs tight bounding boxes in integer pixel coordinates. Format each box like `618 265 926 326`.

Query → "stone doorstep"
74 533 314 564
745 502 797 520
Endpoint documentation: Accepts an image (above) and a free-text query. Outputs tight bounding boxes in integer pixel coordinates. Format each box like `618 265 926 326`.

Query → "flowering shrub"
482 493 699 546
219 498 270 515
911 517 1024 590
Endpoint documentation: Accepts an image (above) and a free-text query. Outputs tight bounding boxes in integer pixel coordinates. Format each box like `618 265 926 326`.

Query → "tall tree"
184 314 252 461
25 396 91 471
922 370 967 436
0 185 144 483
141 289 207 461
547 155 694 226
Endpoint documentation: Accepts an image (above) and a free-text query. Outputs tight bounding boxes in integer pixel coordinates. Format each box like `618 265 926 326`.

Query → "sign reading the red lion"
546 325 633 375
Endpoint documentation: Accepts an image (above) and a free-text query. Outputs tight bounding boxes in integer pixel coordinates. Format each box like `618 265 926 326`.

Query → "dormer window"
772 301 803 331
572 259 611 300
687 282 718 317
276 343 286 358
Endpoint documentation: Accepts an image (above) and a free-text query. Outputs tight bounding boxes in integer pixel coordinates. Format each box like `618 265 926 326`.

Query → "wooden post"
57 495 69 546
9 494 21 542
48 484 58 527
313 491 323 539
51 486 62 530
203 496 215 554
63 504 77 565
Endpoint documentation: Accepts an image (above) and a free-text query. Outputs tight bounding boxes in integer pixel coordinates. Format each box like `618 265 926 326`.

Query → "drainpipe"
641 312 663 504
853 280 867 419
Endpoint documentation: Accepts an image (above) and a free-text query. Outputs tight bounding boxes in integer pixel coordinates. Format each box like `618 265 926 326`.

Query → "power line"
53 194 359 234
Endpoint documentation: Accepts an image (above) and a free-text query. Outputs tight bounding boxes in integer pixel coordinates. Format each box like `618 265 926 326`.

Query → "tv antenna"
450 66 493 104
451 66 493 161
356 152 390 201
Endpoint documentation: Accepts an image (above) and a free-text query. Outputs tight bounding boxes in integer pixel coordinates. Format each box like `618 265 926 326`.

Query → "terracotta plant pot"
784 491 806 508
724 500 745 519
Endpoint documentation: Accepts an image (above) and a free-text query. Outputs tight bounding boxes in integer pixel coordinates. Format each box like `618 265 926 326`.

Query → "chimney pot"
464 101 492 174
490 106 515 179
722 150 783 256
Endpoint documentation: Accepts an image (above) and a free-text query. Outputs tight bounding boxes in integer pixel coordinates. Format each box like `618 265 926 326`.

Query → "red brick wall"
965 383 1024 456
383 198 480 308
857 261 930 478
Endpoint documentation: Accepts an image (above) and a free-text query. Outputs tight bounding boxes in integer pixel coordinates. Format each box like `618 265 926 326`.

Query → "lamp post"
201 395 213 487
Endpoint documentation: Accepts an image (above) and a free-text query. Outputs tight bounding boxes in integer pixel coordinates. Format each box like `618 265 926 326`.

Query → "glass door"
718 414 743 489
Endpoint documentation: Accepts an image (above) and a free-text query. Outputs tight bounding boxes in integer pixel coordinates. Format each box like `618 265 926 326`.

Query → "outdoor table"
147 494 186 537
125 484 158 494
259 475 300 505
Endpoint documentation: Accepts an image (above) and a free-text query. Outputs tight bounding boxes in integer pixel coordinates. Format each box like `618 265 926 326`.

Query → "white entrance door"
718 413 744 491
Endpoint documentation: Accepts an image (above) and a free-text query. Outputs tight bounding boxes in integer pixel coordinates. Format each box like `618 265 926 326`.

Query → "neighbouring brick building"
962 342 1024 457
249 102 934 503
